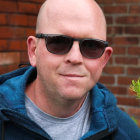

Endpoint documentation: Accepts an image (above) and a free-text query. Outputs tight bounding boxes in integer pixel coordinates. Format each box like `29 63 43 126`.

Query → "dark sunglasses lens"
45 36 72 54
80 40 106 58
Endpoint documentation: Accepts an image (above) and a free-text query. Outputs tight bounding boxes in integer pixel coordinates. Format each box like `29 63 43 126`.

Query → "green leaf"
130 78 140 99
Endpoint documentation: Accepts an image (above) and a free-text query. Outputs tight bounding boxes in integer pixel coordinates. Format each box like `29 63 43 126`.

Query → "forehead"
37 0 106 40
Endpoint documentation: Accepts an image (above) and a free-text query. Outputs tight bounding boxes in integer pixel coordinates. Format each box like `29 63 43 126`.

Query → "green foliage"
129 78 140 126
131 116 138 125
130 78 140 99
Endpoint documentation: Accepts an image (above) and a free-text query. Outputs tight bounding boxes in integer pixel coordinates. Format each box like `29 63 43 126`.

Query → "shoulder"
93 83 140 139
115 108 140 140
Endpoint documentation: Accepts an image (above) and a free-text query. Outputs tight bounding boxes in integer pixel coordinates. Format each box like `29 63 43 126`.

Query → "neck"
26 80 88 118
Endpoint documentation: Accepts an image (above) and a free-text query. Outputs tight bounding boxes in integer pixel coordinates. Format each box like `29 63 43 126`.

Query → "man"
0 0 140 140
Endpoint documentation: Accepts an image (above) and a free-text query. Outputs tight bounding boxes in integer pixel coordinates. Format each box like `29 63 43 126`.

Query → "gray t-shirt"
25 93 91 140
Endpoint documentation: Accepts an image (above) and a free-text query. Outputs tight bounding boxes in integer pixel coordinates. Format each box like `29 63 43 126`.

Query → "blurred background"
0 0 140 126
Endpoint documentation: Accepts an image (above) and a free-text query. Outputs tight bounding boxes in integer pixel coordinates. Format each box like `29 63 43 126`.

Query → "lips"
60 74 84 78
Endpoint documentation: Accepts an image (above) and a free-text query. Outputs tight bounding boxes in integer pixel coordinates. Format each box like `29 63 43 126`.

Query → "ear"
27 36 37 67
101 47 113 68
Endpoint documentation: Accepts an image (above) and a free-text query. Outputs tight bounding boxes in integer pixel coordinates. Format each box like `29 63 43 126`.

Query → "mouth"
60 74 84 78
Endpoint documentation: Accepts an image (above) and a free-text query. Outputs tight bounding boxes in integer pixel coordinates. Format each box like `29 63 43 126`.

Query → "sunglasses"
36 33 108 59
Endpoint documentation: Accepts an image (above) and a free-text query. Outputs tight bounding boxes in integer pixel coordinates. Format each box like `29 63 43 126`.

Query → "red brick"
118 77 137 85
0 52 20 65
127 67 140 75
116 0 140 3
128 47 140 55
117 96 140 106
116 16 140 24
107 86 127 95
20 0 44 3
0 1 18 12
0 27 26 39
113 37 139 45
106 16 113 24
113 26 124 34
103 66 124 74
108 26 124 35
0 27 13 39
99 75 115 84
27 16 37 27
0 40 8 51
115 57 138 65
104 6 127 14
113 47 126 55
8 40 27 51
13 28 26 39
18 2 39 14
8 14 36 27
25 28 36 36
0 64 19 75
96 0 113 4
20 52 29 63
130 6 140 14
124 26 140 34
0 14 7 25
107 27 112 34
107 37 113 45
8 14 28 26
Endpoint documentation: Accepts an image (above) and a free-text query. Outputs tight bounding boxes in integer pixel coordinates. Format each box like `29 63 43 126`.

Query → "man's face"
29 0 112 101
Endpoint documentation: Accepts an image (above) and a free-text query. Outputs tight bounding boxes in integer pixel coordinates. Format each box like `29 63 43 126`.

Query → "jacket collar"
0 66 36 115
92 83 118 132
82 84 118 139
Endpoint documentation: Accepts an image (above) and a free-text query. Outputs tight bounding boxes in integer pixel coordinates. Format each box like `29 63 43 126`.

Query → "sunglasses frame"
36 33 108 59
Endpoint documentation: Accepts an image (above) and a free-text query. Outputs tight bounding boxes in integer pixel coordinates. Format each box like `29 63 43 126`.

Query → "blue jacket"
0 66 140 140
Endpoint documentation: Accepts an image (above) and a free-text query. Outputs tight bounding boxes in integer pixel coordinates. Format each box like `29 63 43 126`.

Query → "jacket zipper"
84 128 116 140
1 121 5 140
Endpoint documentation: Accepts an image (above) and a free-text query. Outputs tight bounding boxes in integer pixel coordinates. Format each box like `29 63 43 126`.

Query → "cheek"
84 59 103 82
36 47 64 78
36 45 56 68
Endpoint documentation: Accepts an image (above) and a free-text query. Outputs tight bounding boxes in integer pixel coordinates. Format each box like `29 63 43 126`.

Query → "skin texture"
26 0 113 118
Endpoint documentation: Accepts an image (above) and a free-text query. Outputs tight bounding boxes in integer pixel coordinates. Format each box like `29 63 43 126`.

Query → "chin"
59 89 88 101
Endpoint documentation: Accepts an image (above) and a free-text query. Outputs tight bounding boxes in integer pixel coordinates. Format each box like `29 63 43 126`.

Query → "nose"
64 41 83 64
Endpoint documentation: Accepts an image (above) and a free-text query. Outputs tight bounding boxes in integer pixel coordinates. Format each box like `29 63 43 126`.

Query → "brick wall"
97 0 140 126
0 0 140 126
0 0 44 73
